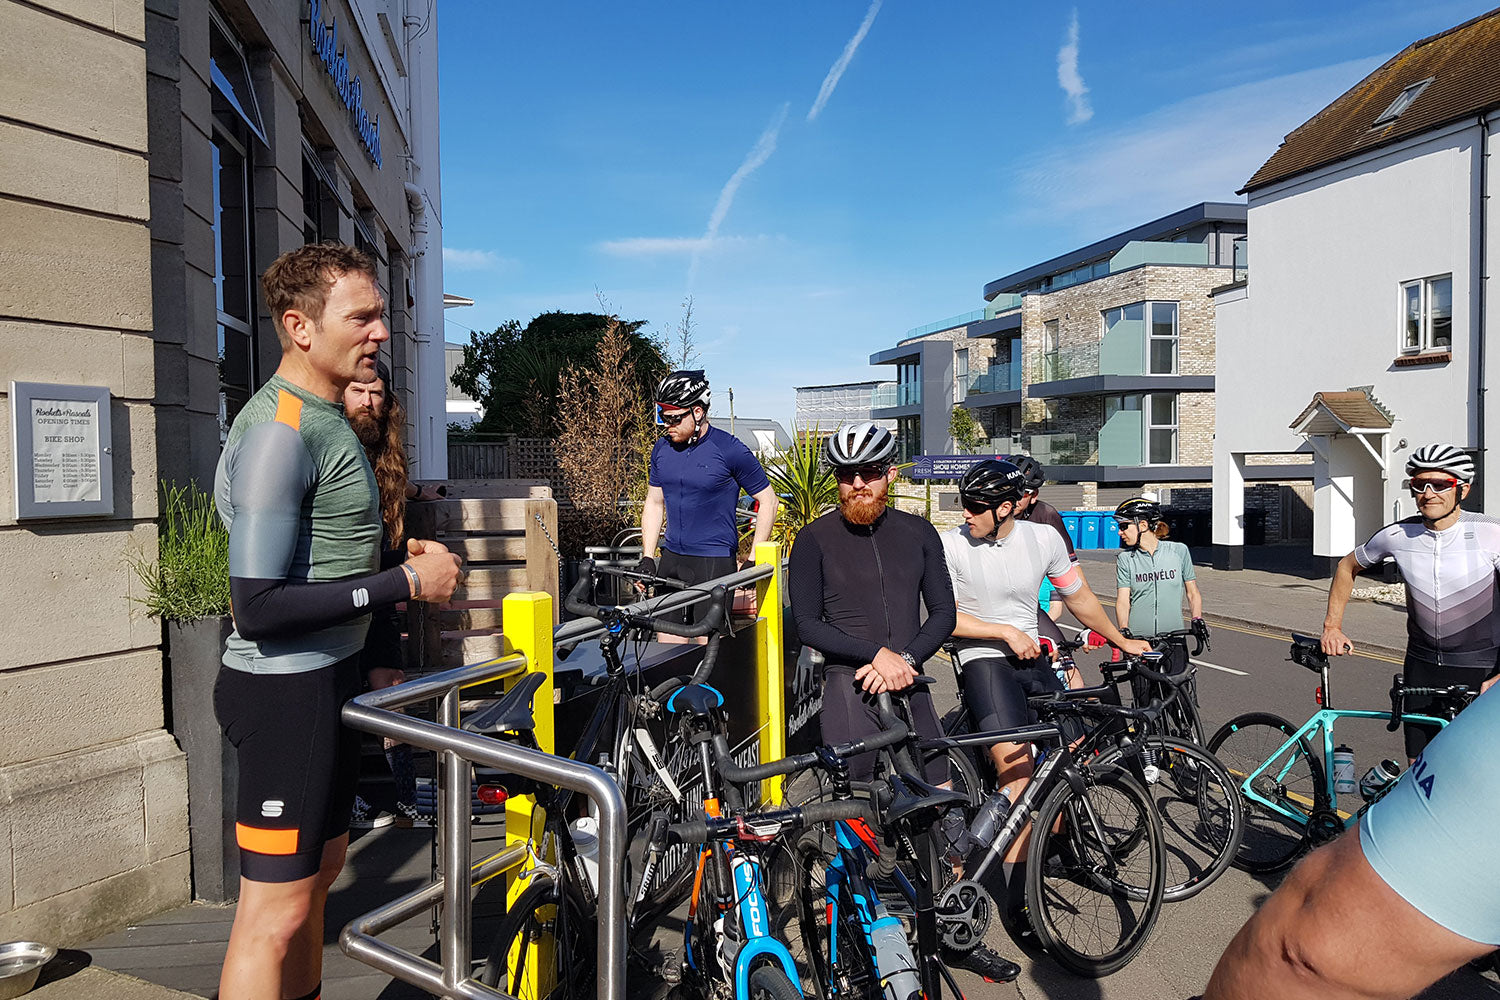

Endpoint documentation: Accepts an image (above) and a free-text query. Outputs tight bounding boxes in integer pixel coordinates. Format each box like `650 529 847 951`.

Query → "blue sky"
437 0 1491 426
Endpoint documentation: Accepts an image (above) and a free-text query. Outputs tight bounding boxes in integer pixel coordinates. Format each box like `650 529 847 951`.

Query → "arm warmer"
226 420 411 642
788 530 883 665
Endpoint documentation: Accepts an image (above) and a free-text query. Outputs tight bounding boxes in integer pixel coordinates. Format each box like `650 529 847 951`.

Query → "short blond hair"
260 242 378 348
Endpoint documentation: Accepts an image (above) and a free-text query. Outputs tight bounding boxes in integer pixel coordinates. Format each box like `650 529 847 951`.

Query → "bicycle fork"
830 822 925 1000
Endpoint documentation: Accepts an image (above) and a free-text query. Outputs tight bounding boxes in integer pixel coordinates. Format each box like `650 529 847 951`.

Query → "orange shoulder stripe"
273 390 304 430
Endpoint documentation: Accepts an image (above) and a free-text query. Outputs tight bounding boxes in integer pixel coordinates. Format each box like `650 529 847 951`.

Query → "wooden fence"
404 480 559 671
448 438 563 494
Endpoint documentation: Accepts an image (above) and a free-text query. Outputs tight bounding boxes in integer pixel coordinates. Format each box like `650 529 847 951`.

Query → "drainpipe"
406 3 447 478
1478 113 1490 500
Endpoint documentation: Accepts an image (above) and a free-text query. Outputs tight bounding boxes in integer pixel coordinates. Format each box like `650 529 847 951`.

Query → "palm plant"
762 428 839 550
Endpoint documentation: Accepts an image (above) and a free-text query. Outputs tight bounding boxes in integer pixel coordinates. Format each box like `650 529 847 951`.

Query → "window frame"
1145 392 1177 465
1041 319 1060 381
1399 274 1453 354
954 347 968 403
1146 301 1178 374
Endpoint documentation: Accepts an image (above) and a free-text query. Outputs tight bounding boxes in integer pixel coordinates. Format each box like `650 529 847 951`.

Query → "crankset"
1307 807 1344 846
935 879 991 954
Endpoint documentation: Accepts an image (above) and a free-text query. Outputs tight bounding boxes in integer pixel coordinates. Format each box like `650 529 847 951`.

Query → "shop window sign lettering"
307 0 382 168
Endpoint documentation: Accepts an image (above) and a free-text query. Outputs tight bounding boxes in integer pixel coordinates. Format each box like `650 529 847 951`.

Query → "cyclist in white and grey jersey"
1322 443 1500 756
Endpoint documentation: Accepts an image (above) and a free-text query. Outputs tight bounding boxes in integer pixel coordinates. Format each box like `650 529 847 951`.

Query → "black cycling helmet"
1114 495 1161 525
1405 443 1474 483
1006 454 1045 491
656 370 711 411
825 421 896 468
958 459 1024 507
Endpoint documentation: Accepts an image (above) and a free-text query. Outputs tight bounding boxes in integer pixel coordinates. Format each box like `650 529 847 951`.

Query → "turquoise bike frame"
1239 708 1450 828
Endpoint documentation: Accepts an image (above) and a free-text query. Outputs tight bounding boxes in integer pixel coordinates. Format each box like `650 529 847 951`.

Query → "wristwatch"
899 650 919 670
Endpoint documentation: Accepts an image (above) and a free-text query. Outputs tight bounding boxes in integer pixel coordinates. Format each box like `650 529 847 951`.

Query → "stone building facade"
1 0 446 944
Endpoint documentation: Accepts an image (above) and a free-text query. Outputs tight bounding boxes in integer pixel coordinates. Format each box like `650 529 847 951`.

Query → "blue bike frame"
816 818 923 997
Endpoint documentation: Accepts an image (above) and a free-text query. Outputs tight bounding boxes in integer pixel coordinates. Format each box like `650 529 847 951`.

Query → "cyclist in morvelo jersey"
213 244 461 1000
1203 684 1500 1000
788 422 1021 984
639 369 778 631
1322 444 1500 757
1114 494 1209 681
942 460 1148 912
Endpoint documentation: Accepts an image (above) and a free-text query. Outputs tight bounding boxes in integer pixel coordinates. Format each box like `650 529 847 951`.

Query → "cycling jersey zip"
869 532 894 650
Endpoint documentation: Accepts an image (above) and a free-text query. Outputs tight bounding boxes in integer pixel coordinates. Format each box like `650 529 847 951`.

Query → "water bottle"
1359 759 1402 801
568 816 599 892
967 788 1013 851
713 911 742 980
866 915 922 1000
1332 745 1357 796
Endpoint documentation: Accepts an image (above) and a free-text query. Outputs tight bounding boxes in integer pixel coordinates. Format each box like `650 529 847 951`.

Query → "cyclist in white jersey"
1321 444 1500 756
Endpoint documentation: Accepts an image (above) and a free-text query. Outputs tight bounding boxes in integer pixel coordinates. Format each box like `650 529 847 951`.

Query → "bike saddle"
883 771 967 828
1289 632 1329 671
463 671 547 735
665 683 724 719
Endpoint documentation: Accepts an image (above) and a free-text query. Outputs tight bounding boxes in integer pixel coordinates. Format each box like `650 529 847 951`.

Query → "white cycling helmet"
825 421 896 468
1405 443 1475 483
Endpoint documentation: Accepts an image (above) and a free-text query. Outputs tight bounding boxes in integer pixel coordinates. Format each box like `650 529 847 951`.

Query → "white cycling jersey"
941 520 1082 665
1353 511 1500 667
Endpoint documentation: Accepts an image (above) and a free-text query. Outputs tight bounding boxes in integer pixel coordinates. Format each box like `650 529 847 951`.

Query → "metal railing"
339 653 628 1000
871 383 921 409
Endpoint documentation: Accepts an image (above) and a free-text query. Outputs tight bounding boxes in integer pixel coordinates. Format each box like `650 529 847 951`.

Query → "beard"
840 490 887 526
349 408 383 449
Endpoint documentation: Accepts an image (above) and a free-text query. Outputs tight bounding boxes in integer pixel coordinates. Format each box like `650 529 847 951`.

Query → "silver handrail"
555 561 773 647
339 654 627 1000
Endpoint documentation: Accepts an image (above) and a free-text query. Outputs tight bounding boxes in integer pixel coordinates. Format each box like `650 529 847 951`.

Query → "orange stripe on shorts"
273 390 304 430
236 823 299 855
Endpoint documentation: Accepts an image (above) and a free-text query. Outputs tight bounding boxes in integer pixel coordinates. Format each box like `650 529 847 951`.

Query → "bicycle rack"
339 650 627 1000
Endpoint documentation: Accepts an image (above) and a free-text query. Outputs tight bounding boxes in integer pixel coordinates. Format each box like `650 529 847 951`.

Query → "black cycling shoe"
942 944 1021 984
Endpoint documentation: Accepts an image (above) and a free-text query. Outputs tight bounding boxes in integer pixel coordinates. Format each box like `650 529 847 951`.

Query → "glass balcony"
1029 431 1098 466
1035 343 1100 382
871 383 921 408
968 361 1019 395
988 434 1022 455
904 310 985 340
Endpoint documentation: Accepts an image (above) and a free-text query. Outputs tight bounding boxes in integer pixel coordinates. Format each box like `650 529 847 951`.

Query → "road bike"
1207 632 1476 874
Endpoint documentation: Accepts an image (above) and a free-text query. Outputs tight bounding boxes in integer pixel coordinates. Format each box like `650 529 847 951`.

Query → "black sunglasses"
961 499 993 515
834 464 889 484
657 405 694 426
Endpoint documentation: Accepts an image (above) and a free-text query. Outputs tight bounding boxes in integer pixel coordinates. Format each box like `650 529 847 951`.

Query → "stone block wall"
0 0 190 945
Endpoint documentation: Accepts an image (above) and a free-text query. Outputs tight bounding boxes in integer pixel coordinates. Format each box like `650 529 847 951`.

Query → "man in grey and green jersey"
1114 494 1204 638
213 243 460 1000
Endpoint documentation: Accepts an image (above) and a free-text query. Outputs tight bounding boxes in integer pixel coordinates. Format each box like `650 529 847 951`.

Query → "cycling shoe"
943 943 1021 984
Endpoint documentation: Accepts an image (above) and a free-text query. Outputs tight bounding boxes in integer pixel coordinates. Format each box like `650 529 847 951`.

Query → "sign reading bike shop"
307 0 382 168
10 382 114 519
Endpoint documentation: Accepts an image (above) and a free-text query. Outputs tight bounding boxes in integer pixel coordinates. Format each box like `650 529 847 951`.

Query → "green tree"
950 406 987 454
450 311 669 437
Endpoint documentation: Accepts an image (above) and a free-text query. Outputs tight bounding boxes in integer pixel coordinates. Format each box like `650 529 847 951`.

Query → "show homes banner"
909 454 1004 479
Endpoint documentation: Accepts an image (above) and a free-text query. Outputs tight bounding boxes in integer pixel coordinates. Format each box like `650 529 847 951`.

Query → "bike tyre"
794 831 882 1000
479 874 596 999
1094 737 1243 902
1207 712 1324 875
1025 765 1165 978
748 965 803 1000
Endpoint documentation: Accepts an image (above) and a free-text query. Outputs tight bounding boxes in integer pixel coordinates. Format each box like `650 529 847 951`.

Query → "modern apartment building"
1213 9 1500 572
1 0 446 943
793 380 895 439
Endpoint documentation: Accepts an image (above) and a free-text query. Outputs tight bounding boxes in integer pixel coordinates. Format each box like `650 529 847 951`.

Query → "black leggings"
819 669 949 785
960 653 1064 735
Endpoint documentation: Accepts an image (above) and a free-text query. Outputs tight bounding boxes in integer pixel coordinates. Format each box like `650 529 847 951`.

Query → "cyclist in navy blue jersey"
639 370 777 627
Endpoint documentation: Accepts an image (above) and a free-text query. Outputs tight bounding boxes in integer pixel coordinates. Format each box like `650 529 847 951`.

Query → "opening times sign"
11 382 114 519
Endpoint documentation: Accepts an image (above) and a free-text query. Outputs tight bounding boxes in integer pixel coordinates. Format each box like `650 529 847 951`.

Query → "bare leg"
219 873 319 1000
1204 831 1494 1000
988 741 1034 862
281 834 349 998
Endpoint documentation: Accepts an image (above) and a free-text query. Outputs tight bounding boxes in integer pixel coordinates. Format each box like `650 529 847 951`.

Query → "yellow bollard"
498 591 555 995
753 541 787 804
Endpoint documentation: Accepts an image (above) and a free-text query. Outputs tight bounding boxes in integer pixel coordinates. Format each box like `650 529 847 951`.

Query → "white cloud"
442 247 512 271
808 0 883 122
1014 54 1386 234
597 235 766 257
690 103 789 285
1056 9 1092 126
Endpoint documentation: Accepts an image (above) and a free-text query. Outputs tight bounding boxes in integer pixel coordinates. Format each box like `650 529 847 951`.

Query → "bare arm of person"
640 485 666 559
1185 579 1204 620
1321 551 1364 656
1061 579 1150 656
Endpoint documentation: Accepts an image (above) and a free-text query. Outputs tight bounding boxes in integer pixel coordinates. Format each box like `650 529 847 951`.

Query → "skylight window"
1373 78 1434 127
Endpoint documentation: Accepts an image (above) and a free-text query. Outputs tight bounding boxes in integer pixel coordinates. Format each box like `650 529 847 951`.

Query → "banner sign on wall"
11 382 114 519
909 454 1005 480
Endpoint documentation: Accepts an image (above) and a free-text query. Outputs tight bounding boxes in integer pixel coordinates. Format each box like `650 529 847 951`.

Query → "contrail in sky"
1058 9 1093 125
807 0 882 122
690 103 789 286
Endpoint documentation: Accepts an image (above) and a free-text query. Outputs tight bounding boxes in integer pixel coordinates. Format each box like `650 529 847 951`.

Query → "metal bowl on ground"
0 942 56 1000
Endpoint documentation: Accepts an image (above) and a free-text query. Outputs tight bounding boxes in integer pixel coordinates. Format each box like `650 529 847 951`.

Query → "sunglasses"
961 499 993 515
834 464 889 484
1114 519 1138 529
1410 477 1459 495
656 405 694 426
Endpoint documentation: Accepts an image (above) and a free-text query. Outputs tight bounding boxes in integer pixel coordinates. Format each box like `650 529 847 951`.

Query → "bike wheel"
1025 764 1165 978
795 831 881 1000
1207 713 1324 874
1094 737 1243 902
479 874 596 999
748 964 803 1000
629 740 703 919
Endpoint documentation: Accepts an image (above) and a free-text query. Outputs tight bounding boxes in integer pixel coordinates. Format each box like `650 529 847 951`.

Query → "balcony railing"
988 434 1022 455
968 361 1019 395
1029 431 1098 466
871 383 921 408
1035 343 1101 382
904 310 985 340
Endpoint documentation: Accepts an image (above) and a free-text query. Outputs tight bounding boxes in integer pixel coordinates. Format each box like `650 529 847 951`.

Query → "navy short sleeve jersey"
648 425 771 558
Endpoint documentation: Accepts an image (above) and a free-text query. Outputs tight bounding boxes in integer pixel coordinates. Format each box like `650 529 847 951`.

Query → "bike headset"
1114 495 1162 550
957 459 1025 540
1405 443 1475 525
655 369 711 446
